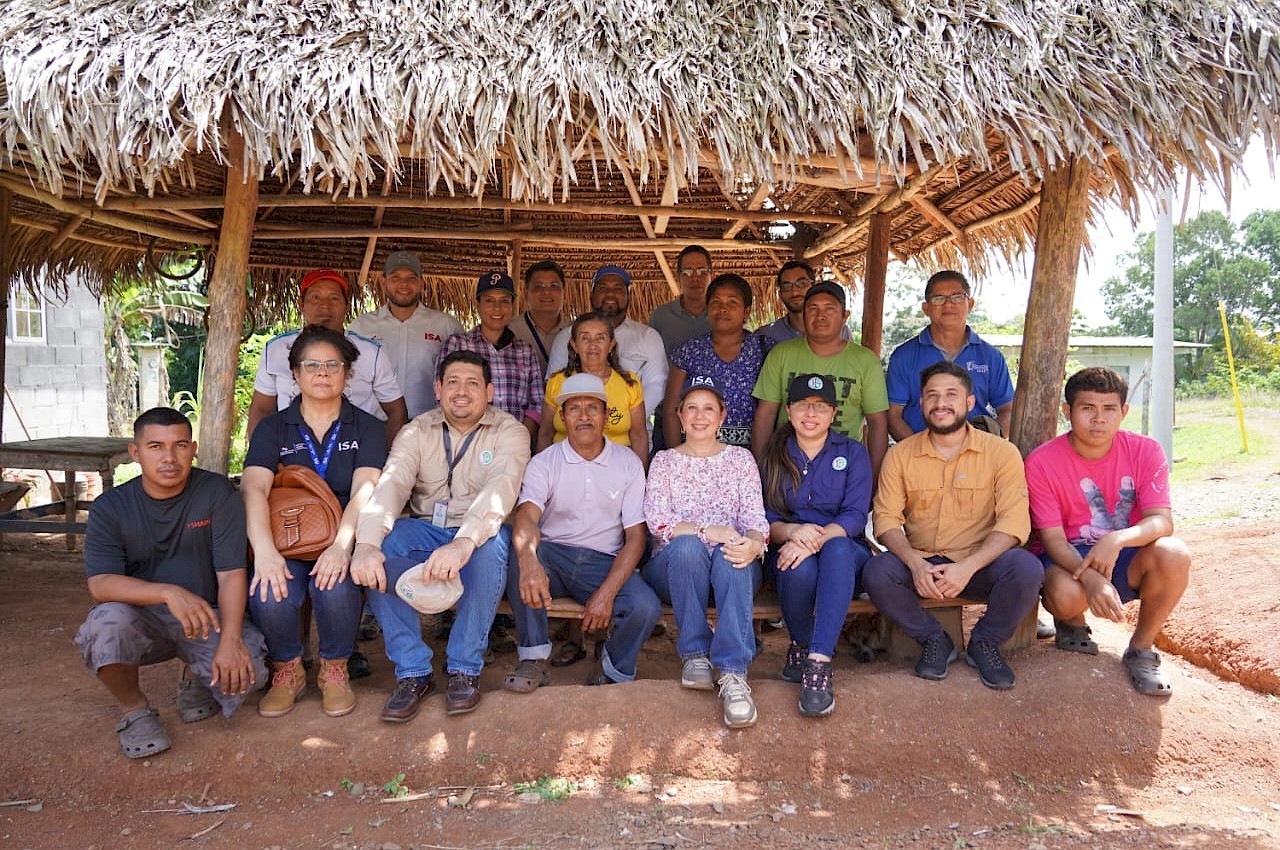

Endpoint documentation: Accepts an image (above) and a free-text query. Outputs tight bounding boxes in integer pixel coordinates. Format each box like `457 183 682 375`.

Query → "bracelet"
697 524 708 543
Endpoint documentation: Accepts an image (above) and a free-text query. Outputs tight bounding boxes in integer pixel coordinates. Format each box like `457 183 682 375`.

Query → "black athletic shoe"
781 642 805 683
798 659 835 717
914 632 957 681
965 639 1016 690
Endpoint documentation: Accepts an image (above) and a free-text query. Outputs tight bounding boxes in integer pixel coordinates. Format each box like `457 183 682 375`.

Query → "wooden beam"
49 215 87 250
927 195 1041 251
803 166 941 259
10 215 151 251
614 164 679 297
103 193 848 226
653 167 680 235
0 175 212 247
357 174 395 289
0 188 10 442
197 133 258 474
861 212 891 355
723 182 773 239
1009 157 1092 456
249 224 782 257
909 196 963 237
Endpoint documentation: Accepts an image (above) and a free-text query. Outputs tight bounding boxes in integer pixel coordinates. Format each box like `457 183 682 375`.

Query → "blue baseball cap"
476 271 516 298
592 265 632 288
679 374 725 404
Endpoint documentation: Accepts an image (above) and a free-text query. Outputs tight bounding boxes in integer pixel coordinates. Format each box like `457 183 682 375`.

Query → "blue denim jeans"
775 536 871 658
642 535 761 675
248 559 363 662
363 518 510 679
862 548 1043 646
506 540 661 682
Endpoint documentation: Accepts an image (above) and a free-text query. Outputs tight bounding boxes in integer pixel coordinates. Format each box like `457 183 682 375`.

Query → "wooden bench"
498 590 1038 664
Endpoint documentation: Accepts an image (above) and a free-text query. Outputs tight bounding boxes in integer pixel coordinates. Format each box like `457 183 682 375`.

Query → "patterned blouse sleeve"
732 448 770 538
643 450 678 542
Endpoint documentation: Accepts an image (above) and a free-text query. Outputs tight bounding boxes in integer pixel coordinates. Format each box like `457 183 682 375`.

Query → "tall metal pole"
1151 189 1175 462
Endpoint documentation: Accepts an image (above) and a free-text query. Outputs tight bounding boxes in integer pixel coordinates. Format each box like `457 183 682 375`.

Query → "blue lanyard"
441 424 478 497
301 421 342 479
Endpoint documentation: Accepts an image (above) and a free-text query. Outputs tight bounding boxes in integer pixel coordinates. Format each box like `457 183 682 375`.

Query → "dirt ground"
3 402 1280 849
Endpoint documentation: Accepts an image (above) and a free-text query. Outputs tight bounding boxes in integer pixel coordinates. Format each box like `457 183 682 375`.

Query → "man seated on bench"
75 407 267 759
863 362 1042 690
503 374 661 691
1025 367 1190 696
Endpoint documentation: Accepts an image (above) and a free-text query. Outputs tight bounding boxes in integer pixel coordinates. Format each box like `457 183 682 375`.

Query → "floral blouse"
644 445 769 554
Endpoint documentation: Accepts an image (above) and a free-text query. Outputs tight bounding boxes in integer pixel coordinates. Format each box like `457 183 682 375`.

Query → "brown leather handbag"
265 465 343 560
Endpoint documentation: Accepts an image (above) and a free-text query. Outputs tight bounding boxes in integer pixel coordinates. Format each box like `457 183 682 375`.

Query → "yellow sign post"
1217 301 1248 453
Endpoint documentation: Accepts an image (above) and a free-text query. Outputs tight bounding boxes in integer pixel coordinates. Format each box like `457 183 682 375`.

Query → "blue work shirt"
244 397 388 508
885 325 1015 433
764 430 872 538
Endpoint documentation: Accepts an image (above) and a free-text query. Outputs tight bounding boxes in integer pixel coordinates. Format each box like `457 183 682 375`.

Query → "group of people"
76 248 1191 759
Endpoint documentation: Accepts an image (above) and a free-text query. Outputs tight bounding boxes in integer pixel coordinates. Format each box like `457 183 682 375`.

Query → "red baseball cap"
299 269 349 298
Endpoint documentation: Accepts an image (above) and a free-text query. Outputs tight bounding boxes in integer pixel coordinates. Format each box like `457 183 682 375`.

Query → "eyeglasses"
679 267 712 278
790 401 833 414
298 359 346 374
529 281 563 292
927 293 969 306
779 278 814 292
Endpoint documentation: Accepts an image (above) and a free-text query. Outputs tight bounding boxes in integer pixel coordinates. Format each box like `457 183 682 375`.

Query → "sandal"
1123 648 1173 696
502 659 550 694
550 640 587 668
176 677 220 723
1053 620 1099 655
116 707 171 759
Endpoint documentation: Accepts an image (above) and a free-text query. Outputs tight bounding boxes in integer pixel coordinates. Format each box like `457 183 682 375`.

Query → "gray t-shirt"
84 469 247 606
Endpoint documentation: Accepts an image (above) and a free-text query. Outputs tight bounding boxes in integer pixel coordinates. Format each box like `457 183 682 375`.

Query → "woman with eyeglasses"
242 324 388 719
759 373 872 717
661 273 773 449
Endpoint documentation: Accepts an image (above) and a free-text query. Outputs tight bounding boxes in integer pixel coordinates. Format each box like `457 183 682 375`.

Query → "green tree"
1101 210 1273 345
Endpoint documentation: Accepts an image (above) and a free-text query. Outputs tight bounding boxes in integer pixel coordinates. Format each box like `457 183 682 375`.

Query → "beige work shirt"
356 406 531 548
872 424 1030 560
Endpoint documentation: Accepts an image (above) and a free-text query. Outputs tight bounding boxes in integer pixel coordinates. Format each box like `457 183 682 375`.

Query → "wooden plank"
0 186 10 444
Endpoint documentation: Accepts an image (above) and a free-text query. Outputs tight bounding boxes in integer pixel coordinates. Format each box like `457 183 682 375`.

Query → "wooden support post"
0 188 11 443
1010 158 1092 456
198 135 258 474
860 212 891 355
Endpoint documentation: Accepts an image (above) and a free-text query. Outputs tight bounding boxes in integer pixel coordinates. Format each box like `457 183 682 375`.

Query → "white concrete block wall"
3 275 110 442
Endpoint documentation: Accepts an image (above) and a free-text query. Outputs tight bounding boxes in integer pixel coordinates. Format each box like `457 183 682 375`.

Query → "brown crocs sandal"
502 659 550 694
1123 648 1173 696
550 640 586 668
116 707 171 759
1053 620 1099 655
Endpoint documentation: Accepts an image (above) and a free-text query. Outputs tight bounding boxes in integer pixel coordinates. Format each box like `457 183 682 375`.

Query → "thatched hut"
2 1 1278 469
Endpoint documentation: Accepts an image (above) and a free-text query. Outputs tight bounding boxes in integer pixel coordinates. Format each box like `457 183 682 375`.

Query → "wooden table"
0 436 134 549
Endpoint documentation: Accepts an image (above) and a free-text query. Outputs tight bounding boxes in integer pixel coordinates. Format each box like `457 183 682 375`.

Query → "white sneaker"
680 656 715 690
717 673 757 728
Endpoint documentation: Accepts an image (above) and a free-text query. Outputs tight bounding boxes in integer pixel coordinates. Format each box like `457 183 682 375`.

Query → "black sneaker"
965 639 1016 690
914 632 957 681
798 659 834 717
781 642 805 683
347 650 372 679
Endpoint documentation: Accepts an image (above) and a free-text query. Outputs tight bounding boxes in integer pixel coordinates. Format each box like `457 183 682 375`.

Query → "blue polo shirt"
764 431 872 538
244 397 388 507
885 326 1015 433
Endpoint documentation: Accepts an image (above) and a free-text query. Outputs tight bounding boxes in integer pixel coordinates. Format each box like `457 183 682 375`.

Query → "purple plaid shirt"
441 327 545 424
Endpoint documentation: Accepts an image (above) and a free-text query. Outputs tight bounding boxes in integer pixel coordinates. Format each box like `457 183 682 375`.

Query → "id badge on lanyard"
435 425 477 528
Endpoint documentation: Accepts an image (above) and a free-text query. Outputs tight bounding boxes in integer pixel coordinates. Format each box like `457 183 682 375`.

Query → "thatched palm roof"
2 0 1278 322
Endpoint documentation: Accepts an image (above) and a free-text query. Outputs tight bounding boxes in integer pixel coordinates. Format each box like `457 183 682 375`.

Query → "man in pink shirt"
1025 367 1191 695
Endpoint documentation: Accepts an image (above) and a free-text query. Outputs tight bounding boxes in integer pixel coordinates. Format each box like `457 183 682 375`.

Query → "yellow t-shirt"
545 370 644 446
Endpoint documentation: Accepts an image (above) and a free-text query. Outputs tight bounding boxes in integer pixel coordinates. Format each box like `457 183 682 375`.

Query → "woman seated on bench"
760 373 873 717
642 374 768 729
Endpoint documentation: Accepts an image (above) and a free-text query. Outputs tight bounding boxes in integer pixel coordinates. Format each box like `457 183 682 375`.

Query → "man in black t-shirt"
74 408 267 759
